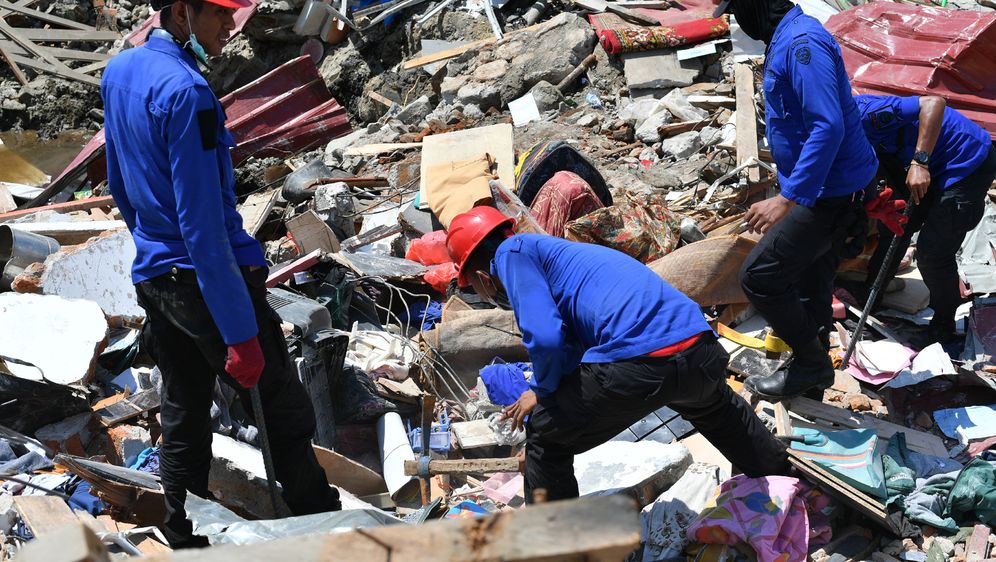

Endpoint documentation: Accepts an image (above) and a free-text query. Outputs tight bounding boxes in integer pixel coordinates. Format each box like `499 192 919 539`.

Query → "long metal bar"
249 386 285 517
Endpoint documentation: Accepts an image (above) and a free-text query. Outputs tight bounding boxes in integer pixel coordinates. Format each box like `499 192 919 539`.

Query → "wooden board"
403 457 519 476
237 188 279 237
0 41 107 61
3 49 101 86
419 123 513 210
0 195 114 221
312 445 388 497
14 496 81 537
966 524 991 561
41 495 642 562
451 419 499 450
13 28 120 42
0 1 94 30
94 387 160 426
0 39 26 85
734 63 760 183
786 396 948 457
285 210 340 253
12 523 110 562
787 450 889 529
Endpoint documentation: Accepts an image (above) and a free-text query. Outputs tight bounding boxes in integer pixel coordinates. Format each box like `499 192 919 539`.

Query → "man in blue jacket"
101 0 339 548
854 94 996 348
446 207 788 503
716 0 880 400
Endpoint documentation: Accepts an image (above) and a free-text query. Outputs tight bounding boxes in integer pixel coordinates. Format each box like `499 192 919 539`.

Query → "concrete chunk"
575 440 693 506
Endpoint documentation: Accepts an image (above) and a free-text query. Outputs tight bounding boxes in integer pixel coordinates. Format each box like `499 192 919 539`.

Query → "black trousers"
867 146 996 326
136 268 340 549
739 194 865 350
523 336 788 502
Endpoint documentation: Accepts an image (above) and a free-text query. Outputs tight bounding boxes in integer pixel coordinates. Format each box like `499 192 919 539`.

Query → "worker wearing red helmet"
101 0 340 548
447 207 789 502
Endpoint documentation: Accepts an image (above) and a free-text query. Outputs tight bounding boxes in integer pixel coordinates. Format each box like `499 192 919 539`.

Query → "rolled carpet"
597 16 729 55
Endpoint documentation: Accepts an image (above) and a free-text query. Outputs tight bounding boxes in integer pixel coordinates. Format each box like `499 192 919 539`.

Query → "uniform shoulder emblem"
794 46 811 65
871 109 894 129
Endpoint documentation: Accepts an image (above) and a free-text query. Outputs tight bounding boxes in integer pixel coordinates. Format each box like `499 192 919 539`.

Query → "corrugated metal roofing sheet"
826 3 996 140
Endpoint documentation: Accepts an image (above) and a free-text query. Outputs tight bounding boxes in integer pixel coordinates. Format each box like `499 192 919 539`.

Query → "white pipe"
377 412 419 500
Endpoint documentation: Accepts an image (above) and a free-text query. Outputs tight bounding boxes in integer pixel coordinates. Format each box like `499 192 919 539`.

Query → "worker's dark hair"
463 227 513 276
157 0 205 27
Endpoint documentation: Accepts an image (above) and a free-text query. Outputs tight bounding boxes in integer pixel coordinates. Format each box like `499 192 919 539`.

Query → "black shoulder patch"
794 46 811 65
871 109 894 129
196 108 218 150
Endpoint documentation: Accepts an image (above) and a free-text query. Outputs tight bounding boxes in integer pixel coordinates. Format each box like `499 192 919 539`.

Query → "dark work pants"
868 146 996 326
739 194 864 350
135 268 340 549
523 335 788 502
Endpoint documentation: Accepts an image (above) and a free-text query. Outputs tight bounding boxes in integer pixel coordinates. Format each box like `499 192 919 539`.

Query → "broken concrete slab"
660 88 710 122
395 95 433 126
528 80 563 112
0 293 107 385
107 424 152 468
34 411 93 456
622 51 703 91
574 440 692 506
35 229 142 319
659 131 702 159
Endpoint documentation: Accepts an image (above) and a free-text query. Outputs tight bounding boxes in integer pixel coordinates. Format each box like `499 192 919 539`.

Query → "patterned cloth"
565 191 679 264
687 475 810 562
597 17 730 55
528 171 604 238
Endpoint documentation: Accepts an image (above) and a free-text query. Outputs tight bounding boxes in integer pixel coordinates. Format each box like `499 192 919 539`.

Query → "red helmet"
446 206 515 287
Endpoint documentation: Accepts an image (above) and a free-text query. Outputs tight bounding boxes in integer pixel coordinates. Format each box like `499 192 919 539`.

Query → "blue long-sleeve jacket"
855 94 992 191
491 235 711 397
763 5 878 206
101 30 266 345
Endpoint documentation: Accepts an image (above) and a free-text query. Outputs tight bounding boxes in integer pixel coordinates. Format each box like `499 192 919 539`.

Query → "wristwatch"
911 150 930 168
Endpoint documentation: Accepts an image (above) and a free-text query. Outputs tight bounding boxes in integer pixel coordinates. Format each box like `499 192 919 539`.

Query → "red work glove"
225 336 264 388
864 187 909 237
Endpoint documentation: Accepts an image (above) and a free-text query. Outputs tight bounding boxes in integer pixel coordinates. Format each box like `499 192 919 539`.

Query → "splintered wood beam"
0 40 109 61
0 20 73 73
403 457 520 476
734 62 761 183
0 0 93 30
14 28 120 42
0 37 26 84
4 50 101 86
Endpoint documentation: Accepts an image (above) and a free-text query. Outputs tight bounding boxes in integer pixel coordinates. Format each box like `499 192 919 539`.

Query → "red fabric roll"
597 17 730 55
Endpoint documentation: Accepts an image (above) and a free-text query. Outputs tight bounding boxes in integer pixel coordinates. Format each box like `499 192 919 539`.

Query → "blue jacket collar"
145 29 199 69
770 5 804 46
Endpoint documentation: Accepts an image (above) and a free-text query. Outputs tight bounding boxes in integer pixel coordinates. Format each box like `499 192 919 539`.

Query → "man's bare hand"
501 390 537 432
906 165 931 206
745 195 796 234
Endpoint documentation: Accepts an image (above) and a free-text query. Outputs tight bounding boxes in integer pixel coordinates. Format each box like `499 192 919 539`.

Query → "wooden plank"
312 445 388 497
966 524 991 562
0 21 72 73
93 387 160 426
0 40 108 61
786 396 948 457
9 220 125 245
237 188 279 237
41 495 642 562
0 38 26 85
0 195 114 221
0 0 93 30
404 457 519 476
402 22 544 70
14 28 120 42
773 401 793 437
13 496 81 537
265 248 322 288
734 63 761 183
343 141 421 156
286 210 340 254
787 450 889 529
75 58 109 75
12 522 110 562
5 49 101 86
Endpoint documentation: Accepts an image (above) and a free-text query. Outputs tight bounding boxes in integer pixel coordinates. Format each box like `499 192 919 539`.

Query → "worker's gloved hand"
864 187 908 237
225 337 264 388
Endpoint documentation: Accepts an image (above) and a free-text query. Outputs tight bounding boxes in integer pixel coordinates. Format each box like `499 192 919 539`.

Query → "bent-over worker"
101 0 340 548
446 206 789 503
716 0 884 401
854 93 996 348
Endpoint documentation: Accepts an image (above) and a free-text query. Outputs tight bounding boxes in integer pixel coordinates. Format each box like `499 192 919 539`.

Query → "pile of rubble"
0 0 995 559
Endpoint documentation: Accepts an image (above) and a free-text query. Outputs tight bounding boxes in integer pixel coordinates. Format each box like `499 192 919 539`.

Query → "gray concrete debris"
313 182 357 239
660 88 710 122
622 51 703 91
529 80 564 112
659 131 703 159
395 95 433 126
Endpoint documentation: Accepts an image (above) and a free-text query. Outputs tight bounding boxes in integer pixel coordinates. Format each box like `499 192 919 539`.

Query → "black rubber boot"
911 318 959 350
745 337 834 402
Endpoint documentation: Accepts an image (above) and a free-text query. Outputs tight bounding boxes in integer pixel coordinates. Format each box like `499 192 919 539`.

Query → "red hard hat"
203 0 254 9
446 206 515 288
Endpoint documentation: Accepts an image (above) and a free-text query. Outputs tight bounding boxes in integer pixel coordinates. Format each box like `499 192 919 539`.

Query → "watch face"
914 151 930 165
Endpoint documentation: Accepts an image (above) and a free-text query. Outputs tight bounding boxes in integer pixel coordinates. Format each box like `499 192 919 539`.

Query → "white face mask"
183 4 209 64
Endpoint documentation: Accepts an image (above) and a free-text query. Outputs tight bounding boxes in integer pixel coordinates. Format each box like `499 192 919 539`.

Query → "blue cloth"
101 29 266 345
480 361 531 406
68 480 105 515
400 300 442 331
855 94 992 191
491 234 711 397
763 5 878 206
130 446 160 474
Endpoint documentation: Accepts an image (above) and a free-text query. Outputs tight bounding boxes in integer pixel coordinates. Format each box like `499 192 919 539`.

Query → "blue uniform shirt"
763 5 878 206
855 94 992 191
102 30 266 345
491 234 711 397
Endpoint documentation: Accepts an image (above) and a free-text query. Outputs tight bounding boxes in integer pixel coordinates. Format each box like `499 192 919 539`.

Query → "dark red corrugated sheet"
826 3 996 140
50 56 351 189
